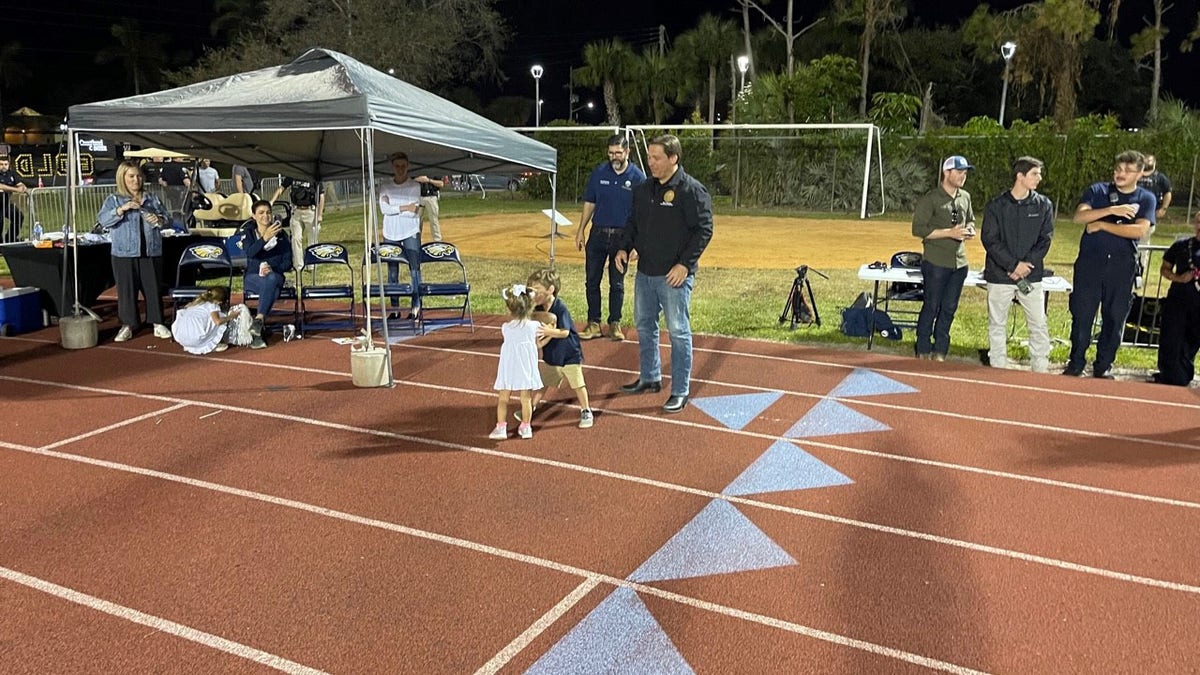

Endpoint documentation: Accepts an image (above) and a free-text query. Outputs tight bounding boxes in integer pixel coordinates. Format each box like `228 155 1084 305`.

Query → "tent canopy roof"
67 48 555 180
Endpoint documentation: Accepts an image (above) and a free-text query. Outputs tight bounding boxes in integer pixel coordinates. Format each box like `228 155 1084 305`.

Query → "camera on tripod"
780 264 828 330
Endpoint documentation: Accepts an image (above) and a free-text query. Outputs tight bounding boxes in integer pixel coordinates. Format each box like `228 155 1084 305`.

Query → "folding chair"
300 242 356 334
363 243 418 333
882 250 923 330
417 241 473 334
168 242 234 316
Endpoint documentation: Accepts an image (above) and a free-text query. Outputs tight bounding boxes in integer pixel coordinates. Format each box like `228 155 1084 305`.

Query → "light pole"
570 98 594 121
998 41 1016 127
530 64 544 126
737 55 749 95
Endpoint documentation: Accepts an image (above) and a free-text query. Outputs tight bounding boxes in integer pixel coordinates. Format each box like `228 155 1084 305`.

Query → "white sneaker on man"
579 409 594 429
114 326 133 342
153 323 172 339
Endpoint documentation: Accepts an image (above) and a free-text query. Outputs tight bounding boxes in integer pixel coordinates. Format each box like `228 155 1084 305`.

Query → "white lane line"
394 341 1200 451
475 577 602 675
7 410 1200 598
42 404 188 451
199 410 223 420
4 443 986 675
0 565 327 675
464 322 1200 411
6 370 1200 512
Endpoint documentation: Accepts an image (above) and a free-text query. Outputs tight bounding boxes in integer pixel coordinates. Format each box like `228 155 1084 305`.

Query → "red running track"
1 317 1198 674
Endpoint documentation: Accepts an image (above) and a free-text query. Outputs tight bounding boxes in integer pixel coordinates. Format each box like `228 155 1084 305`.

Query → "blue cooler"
0 287 44 335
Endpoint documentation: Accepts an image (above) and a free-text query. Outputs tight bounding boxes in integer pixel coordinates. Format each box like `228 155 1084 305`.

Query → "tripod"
779 265 827 330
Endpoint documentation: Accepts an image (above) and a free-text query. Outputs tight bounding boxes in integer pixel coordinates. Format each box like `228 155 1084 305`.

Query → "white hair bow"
502 283 528 299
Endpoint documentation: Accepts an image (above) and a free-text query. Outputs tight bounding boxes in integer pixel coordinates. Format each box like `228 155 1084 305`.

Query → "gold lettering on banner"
13 152 97 180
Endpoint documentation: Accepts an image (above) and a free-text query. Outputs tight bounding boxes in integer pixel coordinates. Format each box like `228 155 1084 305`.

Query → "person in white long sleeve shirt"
378 151 423 318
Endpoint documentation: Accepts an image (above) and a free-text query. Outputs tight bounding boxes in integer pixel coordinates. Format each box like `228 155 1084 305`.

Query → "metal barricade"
1123 244 1169 348
27 185 172 234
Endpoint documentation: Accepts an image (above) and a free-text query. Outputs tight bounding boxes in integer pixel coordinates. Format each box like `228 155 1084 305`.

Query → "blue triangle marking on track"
691 391 784 430
384 323 449 344
524 587 693 675
723 439 854 496
828 368 918 398
784 398 890 439
628 500 796 583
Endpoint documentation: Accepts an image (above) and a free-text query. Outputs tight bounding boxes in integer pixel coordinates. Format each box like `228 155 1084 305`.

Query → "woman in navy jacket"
97 160 172 343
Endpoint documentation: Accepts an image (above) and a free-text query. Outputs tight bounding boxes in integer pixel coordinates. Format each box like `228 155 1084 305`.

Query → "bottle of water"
31 221 43 242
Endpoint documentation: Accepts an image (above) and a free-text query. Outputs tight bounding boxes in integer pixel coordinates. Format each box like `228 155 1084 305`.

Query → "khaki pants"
291 207 319 271
420 195 441 241
987 282 1050 373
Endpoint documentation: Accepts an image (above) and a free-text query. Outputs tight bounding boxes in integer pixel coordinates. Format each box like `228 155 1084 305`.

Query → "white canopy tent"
65 48 560 383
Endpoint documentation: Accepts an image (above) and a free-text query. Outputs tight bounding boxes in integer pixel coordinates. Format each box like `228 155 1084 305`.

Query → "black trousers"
1156 293 1200 385
112 255 165 328
1068 252 1136 373
584 226 628 324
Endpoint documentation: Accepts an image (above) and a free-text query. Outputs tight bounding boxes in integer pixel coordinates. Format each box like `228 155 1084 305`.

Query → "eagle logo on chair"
378 244 403 258
190 245 224 259
311 244 344 260
423 242 455 258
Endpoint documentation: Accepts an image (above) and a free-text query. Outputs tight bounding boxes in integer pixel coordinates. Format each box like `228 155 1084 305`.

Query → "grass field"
5 189 1191 375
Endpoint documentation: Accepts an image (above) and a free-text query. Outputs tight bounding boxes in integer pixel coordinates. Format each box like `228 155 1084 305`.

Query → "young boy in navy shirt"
525 268 594 428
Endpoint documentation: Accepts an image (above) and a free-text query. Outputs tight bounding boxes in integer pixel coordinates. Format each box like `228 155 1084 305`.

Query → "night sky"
7 0 1200 121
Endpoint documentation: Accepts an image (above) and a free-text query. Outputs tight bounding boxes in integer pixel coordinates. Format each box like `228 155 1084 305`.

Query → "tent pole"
549 173 558 266
364 128 394 387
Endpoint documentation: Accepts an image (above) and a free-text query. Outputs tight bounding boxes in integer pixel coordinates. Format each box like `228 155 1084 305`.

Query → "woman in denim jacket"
98 160 172 342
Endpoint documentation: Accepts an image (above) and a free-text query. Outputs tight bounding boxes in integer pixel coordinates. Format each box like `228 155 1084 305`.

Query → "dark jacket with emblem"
619 166 714 277
981 189 1054 284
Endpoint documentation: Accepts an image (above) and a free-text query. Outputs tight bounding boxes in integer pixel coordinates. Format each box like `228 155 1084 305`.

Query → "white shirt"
197 167 219 193
379 178 421 241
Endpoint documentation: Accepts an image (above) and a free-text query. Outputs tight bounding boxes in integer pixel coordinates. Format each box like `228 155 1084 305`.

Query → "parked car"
469 174 524 192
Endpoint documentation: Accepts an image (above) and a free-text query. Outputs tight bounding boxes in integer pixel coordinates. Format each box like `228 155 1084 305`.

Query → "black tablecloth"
1 236 230 317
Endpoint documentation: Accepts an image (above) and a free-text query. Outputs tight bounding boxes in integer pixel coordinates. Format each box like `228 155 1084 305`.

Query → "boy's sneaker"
579 322 602 340
488 423 507 440
608 323 623 342
114 326 133 342
517 422 533 439
579 409 594 429
153 323 172 339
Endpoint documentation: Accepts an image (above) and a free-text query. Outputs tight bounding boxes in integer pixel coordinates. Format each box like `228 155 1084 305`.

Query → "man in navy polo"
575 134 646 341
1065 150 1156 379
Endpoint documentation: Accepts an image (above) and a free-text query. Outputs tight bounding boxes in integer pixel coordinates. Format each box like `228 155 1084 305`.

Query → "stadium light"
531 65 544 126
737 55 750 94
999 42 1016 126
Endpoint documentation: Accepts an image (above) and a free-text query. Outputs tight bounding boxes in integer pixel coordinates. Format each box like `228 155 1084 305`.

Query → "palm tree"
675 14 739 125
95 19 170 95
633 47 674 125
0 42 32 133
575 39 636 126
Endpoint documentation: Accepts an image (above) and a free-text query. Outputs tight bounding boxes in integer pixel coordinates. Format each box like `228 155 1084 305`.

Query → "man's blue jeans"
634 271 694 396
915 261 967 356
584 227 627 324
384 234 421 311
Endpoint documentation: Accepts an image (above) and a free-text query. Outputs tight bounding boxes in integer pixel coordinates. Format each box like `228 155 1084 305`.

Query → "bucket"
60 316 99 349
350 346 390 387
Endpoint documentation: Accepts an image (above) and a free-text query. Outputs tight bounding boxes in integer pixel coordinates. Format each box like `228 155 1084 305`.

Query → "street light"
998 41 1016 127
570 97 594 120
530 64 544 126
736 55 750 95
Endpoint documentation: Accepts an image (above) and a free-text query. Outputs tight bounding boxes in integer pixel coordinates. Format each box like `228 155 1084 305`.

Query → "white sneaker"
517 423 533 439
579 409 594 429
488 423 507 440
153 323 172 339
213 343 229 352
114 326 133 342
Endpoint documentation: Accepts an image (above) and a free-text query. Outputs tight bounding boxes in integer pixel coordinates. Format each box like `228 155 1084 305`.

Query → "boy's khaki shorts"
539 362 586 390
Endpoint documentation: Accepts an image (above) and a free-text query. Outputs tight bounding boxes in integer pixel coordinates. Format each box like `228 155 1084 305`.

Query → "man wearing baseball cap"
910 155 977 361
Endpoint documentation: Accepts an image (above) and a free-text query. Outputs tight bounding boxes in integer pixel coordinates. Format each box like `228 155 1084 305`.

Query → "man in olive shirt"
615 135 714 414
911 155 977 361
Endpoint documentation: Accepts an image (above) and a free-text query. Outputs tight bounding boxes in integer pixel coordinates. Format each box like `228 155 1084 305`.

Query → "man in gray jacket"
981 156 1055 372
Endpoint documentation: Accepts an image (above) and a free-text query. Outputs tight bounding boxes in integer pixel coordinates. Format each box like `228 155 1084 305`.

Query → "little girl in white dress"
171 287 252 354
491 284 545 439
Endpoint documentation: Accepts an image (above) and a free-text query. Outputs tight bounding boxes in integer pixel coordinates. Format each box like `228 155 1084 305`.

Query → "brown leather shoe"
608 322 623 342
579 322 602 340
